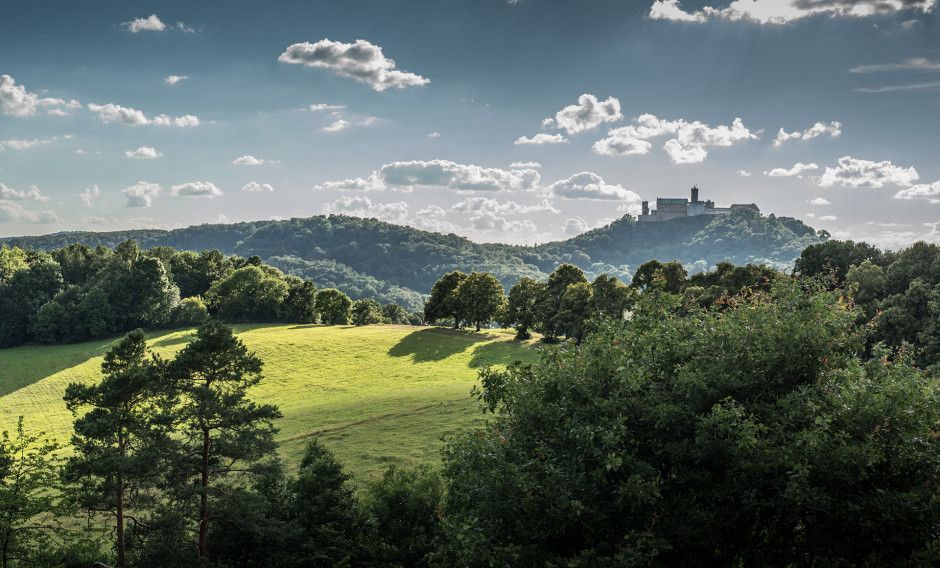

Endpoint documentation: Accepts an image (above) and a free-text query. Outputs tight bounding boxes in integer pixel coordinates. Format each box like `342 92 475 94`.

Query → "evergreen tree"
166 321 281 564
63 329 173 568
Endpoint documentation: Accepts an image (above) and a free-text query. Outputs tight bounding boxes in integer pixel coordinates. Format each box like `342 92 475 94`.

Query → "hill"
0 324 541 481
1 209 823 309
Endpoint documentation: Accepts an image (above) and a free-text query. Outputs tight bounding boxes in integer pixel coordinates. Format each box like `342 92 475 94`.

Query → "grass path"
0 324 541 480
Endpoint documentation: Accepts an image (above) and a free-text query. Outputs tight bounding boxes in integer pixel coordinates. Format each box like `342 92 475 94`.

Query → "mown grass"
0 324 542 481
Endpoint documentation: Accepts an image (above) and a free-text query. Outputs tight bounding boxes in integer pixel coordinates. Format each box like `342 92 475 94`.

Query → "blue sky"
1 0 939 250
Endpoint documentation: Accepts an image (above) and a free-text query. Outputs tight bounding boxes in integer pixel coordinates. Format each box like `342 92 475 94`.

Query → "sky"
1 0 939 250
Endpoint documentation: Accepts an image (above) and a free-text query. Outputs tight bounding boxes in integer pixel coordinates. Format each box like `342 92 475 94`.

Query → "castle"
637 186 759 222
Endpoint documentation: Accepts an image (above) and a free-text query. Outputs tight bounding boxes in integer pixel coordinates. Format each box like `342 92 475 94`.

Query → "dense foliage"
438 278 940 566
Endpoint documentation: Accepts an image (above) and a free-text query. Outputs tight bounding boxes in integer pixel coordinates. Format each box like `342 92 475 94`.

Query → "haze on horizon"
1 0 939 251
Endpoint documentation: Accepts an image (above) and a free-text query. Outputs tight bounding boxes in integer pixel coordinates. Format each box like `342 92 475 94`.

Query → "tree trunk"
116 471 125 568
198 426 210 561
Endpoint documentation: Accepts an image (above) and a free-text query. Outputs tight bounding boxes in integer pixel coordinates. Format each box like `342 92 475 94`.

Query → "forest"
4 230 940 565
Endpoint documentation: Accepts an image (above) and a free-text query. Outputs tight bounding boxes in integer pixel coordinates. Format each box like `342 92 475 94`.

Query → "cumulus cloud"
819 215 838 221
818 156 919 188
893 180 940 203
428 131 441 138
80 185 99 207
232 155 278 166
648 0 937 25
278 38 430 91
764 162 819 177
313 160 541 194
322 195 409 223
0 137 53 151
563 217 590 236
122 181 162 207
125 146 163 159
165 75 188 85
452 197 558 216
464 212 537 234
514 133 569 145
323 119 350 132
123 14 166 32
737 170 752 177
773 121 842 147
510 161 541 169
88 103 199 127
309 103 346 112
547 172 642 215
0 202 59 224
242 182 274 192
0 75 65 117
808 197 832 205
0 183 50 201
171 181 223 198
850 57 940 73
593 114 757 164
543 94 623 134
417 205 447 217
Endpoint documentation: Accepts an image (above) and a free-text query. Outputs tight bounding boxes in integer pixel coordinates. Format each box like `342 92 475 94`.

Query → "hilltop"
2 209 823 310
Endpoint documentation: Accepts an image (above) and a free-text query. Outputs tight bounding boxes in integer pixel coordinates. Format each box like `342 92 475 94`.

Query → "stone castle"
638 186 759 223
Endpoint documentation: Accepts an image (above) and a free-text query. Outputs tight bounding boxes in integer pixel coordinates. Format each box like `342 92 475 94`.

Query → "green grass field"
0 324 542 481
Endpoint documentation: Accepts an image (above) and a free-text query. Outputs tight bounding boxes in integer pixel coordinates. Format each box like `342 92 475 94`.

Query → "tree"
794 239 885 284
0 418 61 568
439 279 940 565
0 256 62 347
534 264 587 342
589 274 633 320
279 277 317 323
498 277 545 339
381 302 410 325
554 281 593 343
351 298 382 326
630 259 687 294
315 288 352 325
424 271 469 329
166 321 281 563
63 329 173 568
457 271 505 332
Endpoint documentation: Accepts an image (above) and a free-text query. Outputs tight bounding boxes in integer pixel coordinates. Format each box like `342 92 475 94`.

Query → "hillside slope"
2 210 823 302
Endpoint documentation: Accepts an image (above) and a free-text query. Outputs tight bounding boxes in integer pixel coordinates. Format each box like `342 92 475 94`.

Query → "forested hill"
2 209 823 307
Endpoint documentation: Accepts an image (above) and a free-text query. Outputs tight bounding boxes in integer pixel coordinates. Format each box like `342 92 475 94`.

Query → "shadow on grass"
0 339 115 397
148 332 195 348
388 327 492 363
469 339 542 369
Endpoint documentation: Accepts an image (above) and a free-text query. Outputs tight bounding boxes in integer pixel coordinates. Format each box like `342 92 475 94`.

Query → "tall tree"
498 276 545 339
424 271 469 329
457 271 505 332
63 329 172 568
314 288 352 325
166 321 281 564
351 298 382 326
535 264 587 342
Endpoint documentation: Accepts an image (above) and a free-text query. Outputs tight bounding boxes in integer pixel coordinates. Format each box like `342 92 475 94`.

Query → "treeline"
3 209 824 309
0 241 420 349
0 322 443 567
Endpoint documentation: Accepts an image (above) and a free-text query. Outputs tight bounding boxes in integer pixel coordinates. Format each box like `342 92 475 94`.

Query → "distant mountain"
2 210 823 309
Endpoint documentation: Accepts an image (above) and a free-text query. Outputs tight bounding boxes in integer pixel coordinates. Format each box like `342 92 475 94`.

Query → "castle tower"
691 185 699 203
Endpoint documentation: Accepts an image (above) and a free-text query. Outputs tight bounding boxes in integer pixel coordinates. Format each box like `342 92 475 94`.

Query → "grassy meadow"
0 324 542 481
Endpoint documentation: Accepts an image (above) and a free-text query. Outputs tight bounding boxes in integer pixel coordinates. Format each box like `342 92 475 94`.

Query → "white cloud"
0 137 52 151
0 202 59 224
88 103 199 127
122 181 162 207
648 0 937 25
313 160 541 194
313 173 385 192
242 182 275 192
451 197 558 216
514 133 569 145
232 155 278 165
0 75 64 117
510 161 541 168
737 169 752 177
125 146 163 159
893 180 940 203
546 94 623 135
165 75 189 85
211 213 229 224
309 103 347 112
278 38 430 91
123 14 166 33
47 108 68 116
855 81 940 93
408 216 462 234
80 185 99 207
0 183 50 201
322 195 409 223
819 215 838 221
818 156 920 188
176 22 196 33
593 114 757 163
323 119 350 132
75 149 86 154
563 217 590 236
808 197 832 205
547 172 642 214
428 131 441 138
417 205 447 217
465 211 537 234
773 121 841 147
764 162 819 177
171 181 223 198
850 57 940 73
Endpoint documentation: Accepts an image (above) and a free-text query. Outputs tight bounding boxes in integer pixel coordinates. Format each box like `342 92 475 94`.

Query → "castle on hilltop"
638 186 759 223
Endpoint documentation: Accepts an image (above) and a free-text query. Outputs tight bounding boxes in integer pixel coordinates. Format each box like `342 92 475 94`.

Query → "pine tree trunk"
116 470 125 568
198 425 210 561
